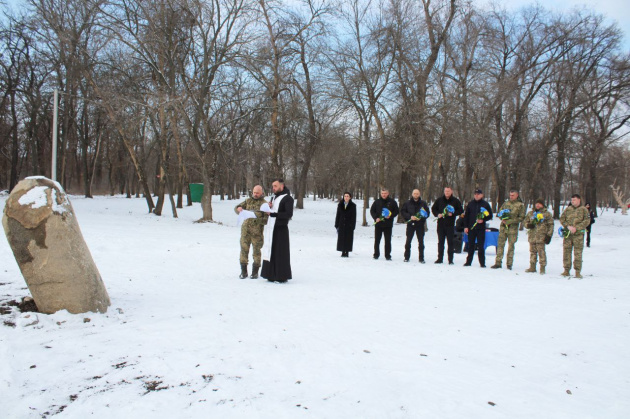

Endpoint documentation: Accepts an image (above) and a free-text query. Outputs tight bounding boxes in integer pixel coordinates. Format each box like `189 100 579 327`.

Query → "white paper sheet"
237 209 258 226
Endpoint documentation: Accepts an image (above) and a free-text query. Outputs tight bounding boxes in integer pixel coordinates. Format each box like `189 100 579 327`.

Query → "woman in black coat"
335 192 357 257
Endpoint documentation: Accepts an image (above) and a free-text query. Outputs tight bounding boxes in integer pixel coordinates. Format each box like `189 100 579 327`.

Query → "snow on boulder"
2 176 110 314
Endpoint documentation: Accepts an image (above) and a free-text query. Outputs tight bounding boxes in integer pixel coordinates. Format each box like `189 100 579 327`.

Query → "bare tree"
579 54 630 207
389 0 456 197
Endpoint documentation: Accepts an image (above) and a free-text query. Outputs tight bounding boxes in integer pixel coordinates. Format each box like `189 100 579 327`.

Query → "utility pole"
52 89 58 181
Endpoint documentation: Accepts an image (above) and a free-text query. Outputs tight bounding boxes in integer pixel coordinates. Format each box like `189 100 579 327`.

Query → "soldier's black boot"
250 264 260 279
239 263 248 279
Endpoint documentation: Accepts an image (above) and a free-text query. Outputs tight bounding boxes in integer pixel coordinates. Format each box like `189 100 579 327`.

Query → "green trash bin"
189 183 204 203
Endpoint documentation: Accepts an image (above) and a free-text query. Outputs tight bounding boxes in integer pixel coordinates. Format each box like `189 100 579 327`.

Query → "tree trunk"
197 158 214 222
424 147 437 198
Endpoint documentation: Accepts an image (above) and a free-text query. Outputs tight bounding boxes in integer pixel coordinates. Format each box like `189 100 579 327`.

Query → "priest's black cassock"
261 187 294 282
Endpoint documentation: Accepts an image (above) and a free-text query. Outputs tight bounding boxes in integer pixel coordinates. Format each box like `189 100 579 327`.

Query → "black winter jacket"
370 197 400 228
463 198 493 229
401 198 430 224
431 195 464 227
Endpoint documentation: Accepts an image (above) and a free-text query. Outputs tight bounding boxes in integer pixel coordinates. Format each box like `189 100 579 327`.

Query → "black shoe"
250 264 260 279
448 261 454 265
480 265 486 268
507 265 512 270
386 257 392 261
434 260 443 264
419 259 425 264
463 263 471 267
491 264 501 269
373 256 379 260
404 259 409 262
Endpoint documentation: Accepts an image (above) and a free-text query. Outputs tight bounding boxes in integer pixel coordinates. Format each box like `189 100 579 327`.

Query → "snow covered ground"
1 193 629 418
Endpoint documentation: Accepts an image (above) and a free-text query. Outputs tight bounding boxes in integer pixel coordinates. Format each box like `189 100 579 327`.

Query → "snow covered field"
1 193 629 418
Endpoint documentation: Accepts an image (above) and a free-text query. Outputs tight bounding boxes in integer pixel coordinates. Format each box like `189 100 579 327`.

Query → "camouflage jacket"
498 199 525 231
560 204 590 235
234 197 269 229
525 207 554 243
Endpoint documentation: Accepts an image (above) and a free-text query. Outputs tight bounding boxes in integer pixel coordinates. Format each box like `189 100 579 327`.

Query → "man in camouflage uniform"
235 185 268 279
524 198 554 274
491 189 526 270
559 194 591 278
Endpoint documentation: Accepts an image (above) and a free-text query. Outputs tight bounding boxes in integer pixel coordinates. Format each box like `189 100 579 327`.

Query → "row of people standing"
335 187 591 277
232 180 591 281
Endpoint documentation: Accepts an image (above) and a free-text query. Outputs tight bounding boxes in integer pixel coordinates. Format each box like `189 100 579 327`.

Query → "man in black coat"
400 189 430 263
335 192 357 257
261 178 294 282
370 188 399 260
463 189 493 267
431 186 464 264
585 202 595 247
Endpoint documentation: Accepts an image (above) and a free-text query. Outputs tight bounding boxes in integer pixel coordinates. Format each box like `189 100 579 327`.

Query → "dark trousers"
453 232 464 253
404 222 425 260
466 227 486 266
374 224 392 258
437 224 455 263
586 225 592 246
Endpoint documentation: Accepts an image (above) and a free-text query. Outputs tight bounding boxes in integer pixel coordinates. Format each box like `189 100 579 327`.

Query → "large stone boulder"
2 176 110 314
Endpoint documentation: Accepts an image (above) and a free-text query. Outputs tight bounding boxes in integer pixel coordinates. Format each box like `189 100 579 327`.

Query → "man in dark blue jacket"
463 189 493 267
370 188 399 260
400 189 430 263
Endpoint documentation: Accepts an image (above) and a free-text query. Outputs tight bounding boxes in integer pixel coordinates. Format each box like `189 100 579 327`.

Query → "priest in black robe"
261 179 294 282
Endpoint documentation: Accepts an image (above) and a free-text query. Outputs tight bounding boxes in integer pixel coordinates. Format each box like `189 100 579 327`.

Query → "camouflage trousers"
240 226 264 266
529 242 547 267
563 234 585 271
495 228 519 267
